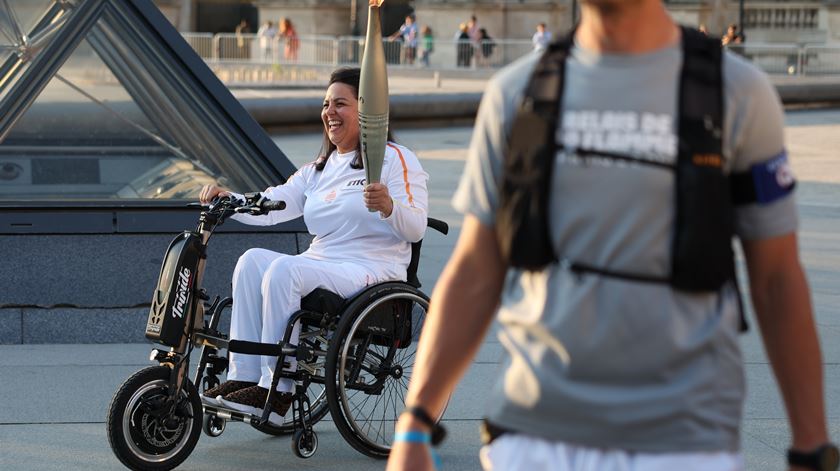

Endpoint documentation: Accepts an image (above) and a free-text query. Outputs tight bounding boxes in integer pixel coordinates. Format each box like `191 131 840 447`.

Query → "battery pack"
145 232 203 347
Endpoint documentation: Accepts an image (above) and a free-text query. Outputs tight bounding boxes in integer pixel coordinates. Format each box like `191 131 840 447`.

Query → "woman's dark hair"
315 67 395 171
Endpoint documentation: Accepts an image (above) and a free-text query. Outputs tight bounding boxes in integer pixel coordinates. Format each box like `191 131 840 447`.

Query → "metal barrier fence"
178 32 840 78
182 33 214 60
212 33 340 65
726 44 802 75
194 33 534 71
802 46 840 75
725 44 840 76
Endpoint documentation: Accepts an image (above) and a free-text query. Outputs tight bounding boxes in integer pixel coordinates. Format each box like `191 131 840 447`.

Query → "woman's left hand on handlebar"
199 184 231 205
364 183 393 217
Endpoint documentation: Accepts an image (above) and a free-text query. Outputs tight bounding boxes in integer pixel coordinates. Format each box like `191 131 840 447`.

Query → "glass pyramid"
0 0 296 203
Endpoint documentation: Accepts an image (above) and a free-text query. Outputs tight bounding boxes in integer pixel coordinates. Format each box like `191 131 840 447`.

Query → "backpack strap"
671 26 735 292
496 31 574 270
674 27 747 332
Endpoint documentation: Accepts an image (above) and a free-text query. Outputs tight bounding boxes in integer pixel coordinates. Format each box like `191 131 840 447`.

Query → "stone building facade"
154 0 840 44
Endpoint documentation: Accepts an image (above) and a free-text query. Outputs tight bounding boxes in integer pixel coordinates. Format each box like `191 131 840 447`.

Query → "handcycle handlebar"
261 199 287 212
187 193 287 231
197 192 286 214
232 192 287 215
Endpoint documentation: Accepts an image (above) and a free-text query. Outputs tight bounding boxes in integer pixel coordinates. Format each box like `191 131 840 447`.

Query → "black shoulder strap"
671 26 736 292
496 30 574 270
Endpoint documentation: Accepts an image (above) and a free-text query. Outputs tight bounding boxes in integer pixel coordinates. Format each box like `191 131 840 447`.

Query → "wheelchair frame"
106 194 447 470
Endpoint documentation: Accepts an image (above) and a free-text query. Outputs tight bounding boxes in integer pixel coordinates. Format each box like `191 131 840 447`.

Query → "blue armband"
732 150 796 206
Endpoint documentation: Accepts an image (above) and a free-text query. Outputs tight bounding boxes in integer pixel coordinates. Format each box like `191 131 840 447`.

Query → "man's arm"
742 233 829 453
386 215 507 471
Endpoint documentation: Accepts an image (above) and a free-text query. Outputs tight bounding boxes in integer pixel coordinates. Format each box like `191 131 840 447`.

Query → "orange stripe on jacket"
386 143 414 206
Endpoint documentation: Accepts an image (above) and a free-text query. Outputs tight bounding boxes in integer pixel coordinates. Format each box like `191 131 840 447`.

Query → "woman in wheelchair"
197 67 429 423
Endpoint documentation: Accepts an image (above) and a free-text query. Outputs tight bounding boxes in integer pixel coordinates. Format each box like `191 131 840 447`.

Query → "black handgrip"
261 199 286 211
427 217 449 235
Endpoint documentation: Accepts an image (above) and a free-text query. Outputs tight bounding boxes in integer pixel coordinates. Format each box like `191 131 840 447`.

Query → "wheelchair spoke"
378 382 394 442
348 389 375 423
383 381 397 437
394 378 407 409
396 345 418 365
346 388 363 401
359 396 382 441
387 382 400 443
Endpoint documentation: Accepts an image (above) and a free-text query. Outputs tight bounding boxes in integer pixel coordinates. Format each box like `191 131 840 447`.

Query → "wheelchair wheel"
325 283 431 458
107 366 202 471
291 429 318 459
202 414 225 437
250 320 331 436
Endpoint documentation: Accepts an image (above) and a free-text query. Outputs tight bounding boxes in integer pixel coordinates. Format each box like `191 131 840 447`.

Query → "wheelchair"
106 193 448 470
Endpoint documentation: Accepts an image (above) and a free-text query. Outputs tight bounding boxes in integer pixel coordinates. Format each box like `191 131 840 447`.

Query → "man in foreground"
386 0 835 470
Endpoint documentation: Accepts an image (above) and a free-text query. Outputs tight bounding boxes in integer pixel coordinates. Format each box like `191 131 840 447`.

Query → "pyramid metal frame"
0 0 297 210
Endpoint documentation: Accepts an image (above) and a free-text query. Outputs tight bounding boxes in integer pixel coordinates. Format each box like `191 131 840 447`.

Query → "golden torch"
359 0 389 195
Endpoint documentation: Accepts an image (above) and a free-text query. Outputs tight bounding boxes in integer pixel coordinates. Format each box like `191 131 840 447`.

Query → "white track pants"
227 248 378 392
480 435 743 471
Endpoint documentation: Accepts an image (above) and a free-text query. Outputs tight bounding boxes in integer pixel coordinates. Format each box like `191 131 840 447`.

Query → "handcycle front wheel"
106 366 202 471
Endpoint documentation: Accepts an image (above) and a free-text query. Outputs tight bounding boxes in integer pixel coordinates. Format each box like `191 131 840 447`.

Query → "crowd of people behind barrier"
214 14 557 69
240 17 300 63
230 16 747 70
203 17 795 73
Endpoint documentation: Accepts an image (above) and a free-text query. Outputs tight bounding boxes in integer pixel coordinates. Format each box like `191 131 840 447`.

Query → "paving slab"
4 111 840 470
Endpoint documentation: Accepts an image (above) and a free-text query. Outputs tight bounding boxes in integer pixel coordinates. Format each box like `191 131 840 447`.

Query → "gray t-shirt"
453 43 798 452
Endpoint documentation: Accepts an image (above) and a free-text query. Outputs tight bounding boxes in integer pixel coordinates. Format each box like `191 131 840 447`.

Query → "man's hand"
386 442 435 471
387 415 435 471
385 215 506 470
363 182 393 217
199 184 231 204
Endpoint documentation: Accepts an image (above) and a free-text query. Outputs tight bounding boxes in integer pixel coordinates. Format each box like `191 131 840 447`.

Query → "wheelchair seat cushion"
300 288 346 319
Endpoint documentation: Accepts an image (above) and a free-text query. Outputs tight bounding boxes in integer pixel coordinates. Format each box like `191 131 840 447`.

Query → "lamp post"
739 0 745 41
350 0 359 36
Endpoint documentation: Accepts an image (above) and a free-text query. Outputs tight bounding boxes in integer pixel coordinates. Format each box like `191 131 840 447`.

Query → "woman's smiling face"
321 82 360 154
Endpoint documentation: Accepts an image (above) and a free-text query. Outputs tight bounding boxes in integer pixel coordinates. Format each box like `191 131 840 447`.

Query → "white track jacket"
231 143 429 281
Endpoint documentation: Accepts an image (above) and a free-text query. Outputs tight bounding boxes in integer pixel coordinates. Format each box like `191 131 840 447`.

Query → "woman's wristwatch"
787 443 840 471
404 406 447 446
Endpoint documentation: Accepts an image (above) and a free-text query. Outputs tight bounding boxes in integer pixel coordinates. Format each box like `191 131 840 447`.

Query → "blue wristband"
394 431 442 470
394 431 432 444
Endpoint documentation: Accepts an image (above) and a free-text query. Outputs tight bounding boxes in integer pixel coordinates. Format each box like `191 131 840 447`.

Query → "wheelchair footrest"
203 403 281 427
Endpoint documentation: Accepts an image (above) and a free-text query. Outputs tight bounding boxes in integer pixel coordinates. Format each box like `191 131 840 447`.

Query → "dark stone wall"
0 231 314 344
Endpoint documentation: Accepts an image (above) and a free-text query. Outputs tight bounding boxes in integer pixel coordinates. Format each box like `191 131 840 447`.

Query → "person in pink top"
279 17 299 62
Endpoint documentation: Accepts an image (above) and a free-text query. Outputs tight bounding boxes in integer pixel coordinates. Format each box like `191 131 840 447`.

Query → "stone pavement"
1 112 840 470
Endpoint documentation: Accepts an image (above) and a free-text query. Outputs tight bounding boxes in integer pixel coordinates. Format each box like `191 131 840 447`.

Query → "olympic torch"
359 0 389 201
